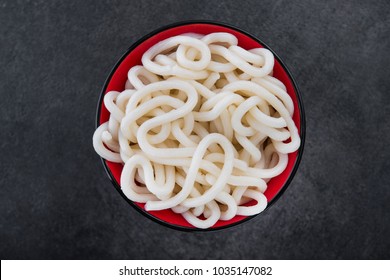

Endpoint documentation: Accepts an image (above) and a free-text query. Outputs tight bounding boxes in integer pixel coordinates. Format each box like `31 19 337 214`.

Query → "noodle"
93 32 301 229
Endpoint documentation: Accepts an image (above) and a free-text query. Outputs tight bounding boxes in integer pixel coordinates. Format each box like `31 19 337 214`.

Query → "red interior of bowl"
98 23 302 229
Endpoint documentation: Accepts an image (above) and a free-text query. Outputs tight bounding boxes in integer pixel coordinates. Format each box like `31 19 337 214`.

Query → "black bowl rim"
95 20 306 232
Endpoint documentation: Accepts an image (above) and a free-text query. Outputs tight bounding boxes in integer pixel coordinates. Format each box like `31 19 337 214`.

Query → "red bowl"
96 21 305 231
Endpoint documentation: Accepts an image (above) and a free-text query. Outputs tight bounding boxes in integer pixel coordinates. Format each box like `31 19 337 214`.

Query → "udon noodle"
93 32 300 228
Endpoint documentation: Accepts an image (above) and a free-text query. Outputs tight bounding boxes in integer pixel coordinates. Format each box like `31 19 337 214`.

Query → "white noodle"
92 32 301 228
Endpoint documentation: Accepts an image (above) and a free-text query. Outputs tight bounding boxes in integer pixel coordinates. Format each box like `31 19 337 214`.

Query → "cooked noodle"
93 32 300 228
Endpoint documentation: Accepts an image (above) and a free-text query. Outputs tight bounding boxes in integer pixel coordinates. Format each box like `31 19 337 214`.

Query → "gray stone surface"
1 0 389 259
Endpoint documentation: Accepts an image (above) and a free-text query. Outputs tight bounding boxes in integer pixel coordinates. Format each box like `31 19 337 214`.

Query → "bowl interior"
98 22 303 230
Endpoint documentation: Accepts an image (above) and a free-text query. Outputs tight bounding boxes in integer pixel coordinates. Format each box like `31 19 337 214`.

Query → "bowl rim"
95 20 306 232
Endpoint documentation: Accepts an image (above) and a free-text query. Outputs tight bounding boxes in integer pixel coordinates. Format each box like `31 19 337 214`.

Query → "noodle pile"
93 32 300 228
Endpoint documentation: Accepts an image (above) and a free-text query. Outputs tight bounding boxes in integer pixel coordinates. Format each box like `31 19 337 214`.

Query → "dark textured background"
1 0 389 260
